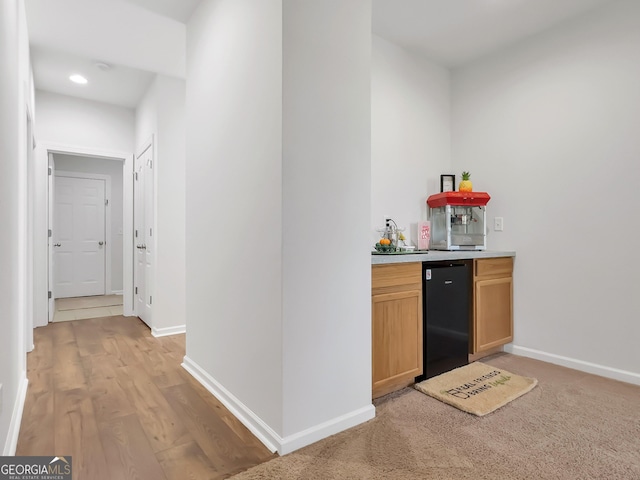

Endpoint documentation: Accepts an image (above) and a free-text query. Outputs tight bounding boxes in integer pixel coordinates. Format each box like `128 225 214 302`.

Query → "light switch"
494 217 504 231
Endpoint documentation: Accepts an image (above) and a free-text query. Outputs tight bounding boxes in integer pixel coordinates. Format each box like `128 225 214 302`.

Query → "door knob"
99 241 104 246
54 243 61 247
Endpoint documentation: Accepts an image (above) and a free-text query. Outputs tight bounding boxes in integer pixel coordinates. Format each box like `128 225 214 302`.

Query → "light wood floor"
17 315 276 479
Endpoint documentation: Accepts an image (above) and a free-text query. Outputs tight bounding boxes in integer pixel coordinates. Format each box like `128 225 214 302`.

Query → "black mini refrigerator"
421 262 470 379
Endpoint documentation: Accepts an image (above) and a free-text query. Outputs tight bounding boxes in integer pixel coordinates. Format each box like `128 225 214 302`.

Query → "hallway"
17 316 275 479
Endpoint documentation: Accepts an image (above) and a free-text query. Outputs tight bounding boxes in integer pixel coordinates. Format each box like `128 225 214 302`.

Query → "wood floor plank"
17 317 275 478
29 329 53 371
122 327 159 358
177 368 275 460
156 441 224 480
16 366 55 455
162 383 263 475
53 334 87 392
116 363 167 410
49 321 76 346
168 334 185 351
80 353 118 381
102 335 142 367
140 349 186 389
116 364 191 453
72 319 108 357
89 376 137 424
54 388 111 480
157 336 187 364
98 414 169 480
15 388 54 456
25 366 53 395
95 314 136 331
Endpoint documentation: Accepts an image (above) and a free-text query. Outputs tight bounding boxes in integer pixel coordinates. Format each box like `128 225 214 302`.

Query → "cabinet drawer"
475 257 513 277
372 263 421 294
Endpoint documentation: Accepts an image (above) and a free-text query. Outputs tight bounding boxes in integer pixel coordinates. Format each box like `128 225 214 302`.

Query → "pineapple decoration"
459 171 473 192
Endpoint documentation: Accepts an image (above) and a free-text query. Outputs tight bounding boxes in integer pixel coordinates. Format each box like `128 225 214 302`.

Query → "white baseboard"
3 377 29 455
182 356 375 455
505 345 640 386
151 324 186 337
110 290 123 295
277 402 375 455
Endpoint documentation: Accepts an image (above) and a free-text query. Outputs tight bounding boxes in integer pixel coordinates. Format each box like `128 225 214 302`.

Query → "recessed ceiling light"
69 74 88 85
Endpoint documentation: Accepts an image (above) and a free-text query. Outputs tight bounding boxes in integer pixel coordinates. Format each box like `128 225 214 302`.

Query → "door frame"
134 135 155 326
47 154 55 323
35 142 134 327
26 102 35 352
54 170 112 296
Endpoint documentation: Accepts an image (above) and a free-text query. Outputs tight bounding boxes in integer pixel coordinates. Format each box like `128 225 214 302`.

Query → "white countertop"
371 250 515 265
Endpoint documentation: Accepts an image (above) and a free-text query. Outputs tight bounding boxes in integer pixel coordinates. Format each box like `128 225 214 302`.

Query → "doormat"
414 362 538 416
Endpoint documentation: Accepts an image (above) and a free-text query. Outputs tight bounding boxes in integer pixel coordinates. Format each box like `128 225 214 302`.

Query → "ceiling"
26 0 619 109
122 0 203 23
25 0 198 108
371 0 618 67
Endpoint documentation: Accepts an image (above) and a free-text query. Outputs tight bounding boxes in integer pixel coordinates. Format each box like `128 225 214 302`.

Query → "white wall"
135 74 186 335
186 0 373 454
154 76 186 334
0 0 31 455
186 0 284 437
32 91 134 326
281 0 373 440
371 35 451 245
35 90 135 152
53 154 124 292
451 0 640 381
135 79 157 150
27 0 186 78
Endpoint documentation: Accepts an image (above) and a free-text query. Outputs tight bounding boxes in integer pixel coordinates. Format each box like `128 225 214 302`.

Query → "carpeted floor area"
232 353 640 480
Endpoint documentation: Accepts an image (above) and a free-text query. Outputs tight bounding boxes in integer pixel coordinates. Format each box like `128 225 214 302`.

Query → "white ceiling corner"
25 0 621 109
25 0 192 109
121 0 203 24
371 0 620 67
30 46 156 108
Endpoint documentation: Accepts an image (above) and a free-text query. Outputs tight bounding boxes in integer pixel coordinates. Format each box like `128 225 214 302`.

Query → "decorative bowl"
374 244 396 253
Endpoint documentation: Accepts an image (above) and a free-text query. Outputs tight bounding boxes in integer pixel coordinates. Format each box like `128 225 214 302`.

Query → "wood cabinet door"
474 276 513 352
372 289 422 398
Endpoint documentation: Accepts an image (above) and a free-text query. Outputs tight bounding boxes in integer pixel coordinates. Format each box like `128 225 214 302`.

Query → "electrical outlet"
383 215 390 226
494 217 504 231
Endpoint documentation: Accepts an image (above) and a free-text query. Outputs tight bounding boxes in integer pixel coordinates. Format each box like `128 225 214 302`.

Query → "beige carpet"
232 353 640 480
414 362 537 416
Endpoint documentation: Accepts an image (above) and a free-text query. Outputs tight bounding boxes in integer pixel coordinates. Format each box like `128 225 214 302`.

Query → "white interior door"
48 154 55 322
134 145 153 326
54 175 106 298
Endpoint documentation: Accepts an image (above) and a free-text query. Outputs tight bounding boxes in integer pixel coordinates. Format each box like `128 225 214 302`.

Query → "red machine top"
427 191 491 208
